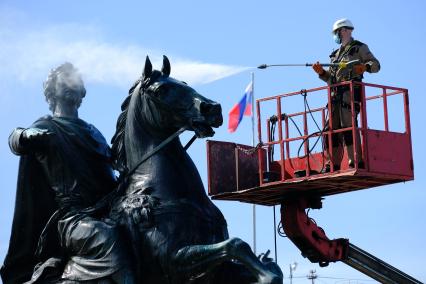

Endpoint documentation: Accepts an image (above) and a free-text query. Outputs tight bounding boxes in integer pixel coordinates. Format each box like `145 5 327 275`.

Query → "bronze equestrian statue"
2 57 283 284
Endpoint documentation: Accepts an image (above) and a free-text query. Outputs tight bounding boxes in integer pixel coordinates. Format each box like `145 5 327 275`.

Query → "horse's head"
136 56 222 138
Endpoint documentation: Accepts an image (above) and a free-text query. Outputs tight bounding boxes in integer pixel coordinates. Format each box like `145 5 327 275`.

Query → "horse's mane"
111 71 163 174
111 78 141 173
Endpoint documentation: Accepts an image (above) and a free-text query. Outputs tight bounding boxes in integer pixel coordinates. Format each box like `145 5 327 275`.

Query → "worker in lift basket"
312 18 380 172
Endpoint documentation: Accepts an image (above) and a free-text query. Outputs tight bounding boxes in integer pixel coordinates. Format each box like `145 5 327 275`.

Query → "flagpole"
251 73 255 147
251 71 257 255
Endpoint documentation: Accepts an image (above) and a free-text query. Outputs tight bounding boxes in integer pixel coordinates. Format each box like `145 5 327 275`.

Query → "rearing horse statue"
109 55 283 284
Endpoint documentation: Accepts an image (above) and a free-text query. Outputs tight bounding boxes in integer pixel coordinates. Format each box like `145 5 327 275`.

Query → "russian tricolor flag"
228 81 253 133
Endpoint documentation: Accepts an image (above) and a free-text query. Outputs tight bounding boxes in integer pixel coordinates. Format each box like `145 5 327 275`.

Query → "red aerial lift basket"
207 82 414 206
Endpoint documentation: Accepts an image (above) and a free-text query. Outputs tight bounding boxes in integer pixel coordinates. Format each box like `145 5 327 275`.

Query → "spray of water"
0 22 250 88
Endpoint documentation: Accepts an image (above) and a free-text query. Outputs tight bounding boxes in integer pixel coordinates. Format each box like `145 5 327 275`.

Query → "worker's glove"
353 64 367 75
312 61 325 75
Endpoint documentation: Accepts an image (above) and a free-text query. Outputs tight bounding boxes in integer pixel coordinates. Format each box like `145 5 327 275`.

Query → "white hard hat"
332 18 354 34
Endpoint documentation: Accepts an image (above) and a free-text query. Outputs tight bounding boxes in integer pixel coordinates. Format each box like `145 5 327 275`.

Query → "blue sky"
1 1 425 282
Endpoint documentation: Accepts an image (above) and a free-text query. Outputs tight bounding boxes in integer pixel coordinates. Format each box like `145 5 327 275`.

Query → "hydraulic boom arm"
281 198 422 284
344 243 422 284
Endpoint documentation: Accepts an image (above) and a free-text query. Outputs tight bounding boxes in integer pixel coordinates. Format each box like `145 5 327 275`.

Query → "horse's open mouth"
191 121 215 138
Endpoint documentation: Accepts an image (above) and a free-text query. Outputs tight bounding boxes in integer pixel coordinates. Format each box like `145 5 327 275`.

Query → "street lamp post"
289 262 297 284
307 270 318 284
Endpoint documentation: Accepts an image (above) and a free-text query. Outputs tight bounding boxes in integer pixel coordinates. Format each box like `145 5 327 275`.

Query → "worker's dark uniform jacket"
1 116 130 284
319 37 380 85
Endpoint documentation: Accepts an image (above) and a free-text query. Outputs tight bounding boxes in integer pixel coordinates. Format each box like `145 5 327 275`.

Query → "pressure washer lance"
257 59 360 69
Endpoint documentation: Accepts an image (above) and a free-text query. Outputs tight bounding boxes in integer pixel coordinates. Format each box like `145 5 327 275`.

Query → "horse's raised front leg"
173 237 283 284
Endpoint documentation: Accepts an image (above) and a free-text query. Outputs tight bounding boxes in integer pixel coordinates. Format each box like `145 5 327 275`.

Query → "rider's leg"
58 215 136 282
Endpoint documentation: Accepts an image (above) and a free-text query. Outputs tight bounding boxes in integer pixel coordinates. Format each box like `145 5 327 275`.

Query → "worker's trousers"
324 89 362 168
